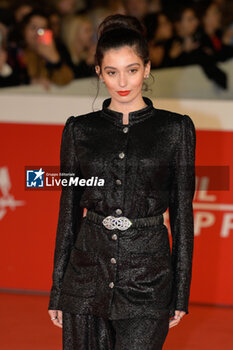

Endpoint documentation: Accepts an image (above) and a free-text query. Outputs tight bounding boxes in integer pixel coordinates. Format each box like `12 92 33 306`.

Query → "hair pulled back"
95 14 150 72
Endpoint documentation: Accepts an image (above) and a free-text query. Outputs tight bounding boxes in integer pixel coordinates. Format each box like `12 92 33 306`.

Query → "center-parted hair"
94 14 150 71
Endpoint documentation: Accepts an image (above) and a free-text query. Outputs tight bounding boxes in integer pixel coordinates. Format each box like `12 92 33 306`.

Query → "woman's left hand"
169 310 186 328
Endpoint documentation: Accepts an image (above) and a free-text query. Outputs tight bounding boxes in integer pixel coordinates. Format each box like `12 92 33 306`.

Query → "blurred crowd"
0 0 233 90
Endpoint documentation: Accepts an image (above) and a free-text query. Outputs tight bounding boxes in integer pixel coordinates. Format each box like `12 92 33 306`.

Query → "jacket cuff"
48 285 61 310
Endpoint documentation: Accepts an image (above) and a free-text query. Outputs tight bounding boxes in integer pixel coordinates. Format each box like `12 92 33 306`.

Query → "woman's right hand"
48 309 63 328
35 40 60 64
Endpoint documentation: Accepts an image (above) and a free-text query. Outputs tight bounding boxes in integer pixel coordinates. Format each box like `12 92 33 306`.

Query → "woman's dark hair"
95 14 149 70
171 3 198 23
20 9 49 28
143 11 174 43
143 12 160 42
17 9 49 47
92 14 154 110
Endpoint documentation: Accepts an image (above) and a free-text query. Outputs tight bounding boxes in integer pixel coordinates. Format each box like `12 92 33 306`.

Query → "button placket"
115 125 128 188
111 233 118 240
115 127 129 217
115 208 122 215
108 123 129 298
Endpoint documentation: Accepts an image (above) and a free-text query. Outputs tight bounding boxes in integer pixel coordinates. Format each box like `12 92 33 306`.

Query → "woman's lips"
117 90 131 96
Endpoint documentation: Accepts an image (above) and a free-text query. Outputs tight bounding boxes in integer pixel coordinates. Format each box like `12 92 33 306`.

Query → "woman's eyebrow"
104 63 140 70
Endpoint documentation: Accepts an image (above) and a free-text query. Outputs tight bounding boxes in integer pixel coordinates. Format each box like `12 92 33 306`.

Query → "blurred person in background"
214 0 233 44
148 0 162 13
0 4 14 87
61 14 96 78
107 0 127 15
0 20 8 45
143 11 174 68
6 10 74 89
52 0 85 17
123 0 150 21
87 2 114 44
200 1 223 54
48 10 62 41
144 5 202 68
7 1 34 48
172 4 201 61
199 0 233 61
160 3 229 89
0 21 14 87
13 1 34 23
222 23 233 47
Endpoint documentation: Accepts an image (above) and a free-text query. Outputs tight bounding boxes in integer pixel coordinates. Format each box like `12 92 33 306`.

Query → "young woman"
60 14 96 78
7 10 74 89
48 14 196 350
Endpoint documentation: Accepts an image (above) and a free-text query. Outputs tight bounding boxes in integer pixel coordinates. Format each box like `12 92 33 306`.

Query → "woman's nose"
119 73 127 87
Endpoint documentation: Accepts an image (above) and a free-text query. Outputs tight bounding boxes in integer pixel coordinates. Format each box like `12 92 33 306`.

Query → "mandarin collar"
101 96 154 126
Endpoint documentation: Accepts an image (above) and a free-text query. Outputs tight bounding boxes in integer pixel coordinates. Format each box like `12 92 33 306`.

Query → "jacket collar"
101 96 154 126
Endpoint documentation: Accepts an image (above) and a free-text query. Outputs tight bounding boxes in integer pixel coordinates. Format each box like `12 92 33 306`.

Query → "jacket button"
110 258 117 264
109 282 114 288
112 234 118 240
123 127 129 133
116 179 121 185
115 208 122 215
119 152 125 159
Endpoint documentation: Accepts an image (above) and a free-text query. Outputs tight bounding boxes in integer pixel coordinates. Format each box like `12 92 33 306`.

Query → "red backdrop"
0 122 233 306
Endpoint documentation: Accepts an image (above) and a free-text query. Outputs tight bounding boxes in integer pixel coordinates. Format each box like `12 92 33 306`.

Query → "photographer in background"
6 10 74 89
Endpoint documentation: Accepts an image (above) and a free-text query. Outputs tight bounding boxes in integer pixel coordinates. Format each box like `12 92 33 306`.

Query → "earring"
145 74 149 79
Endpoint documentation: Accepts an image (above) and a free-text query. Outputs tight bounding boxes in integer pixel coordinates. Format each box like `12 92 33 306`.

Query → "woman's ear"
95 65 102 80
145 60 151 77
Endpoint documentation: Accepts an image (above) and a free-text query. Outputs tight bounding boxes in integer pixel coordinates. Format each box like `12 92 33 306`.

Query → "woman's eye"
107 71 116 75
130 69 138 73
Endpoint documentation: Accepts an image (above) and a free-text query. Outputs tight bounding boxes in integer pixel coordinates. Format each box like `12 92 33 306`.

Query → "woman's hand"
35 40 60 64
169 40 183 58
48 309 63 328
182 36 200 53
169 310 186 328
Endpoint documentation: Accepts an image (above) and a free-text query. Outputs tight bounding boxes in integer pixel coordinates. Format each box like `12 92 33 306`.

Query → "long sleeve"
168 114 196 314
48 116 83 310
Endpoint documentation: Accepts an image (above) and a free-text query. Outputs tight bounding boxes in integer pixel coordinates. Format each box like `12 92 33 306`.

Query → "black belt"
86 210 164 231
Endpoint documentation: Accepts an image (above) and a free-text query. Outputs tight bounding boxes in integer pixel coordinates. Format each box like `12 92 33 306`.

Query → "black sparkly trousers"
62 312 170 350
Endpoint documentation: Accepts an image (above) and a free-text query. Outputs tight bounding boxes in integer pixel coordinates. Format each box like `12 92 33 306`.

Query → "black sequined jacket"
48 96 196 320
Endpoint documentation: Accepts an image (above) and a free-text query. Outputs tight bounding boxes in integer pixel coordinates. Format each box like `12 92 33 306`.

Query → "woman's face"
95 45 150 105
125 0 149 20
179 9 199 37
57 0 76 15
203 4 221 31
156 14 173 40
76 20 94 47
24 15 48 48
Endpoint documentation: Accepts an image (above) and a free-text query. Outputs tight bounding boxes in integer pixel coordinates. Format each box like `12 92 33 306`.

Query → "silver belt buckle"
102 215 132 231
